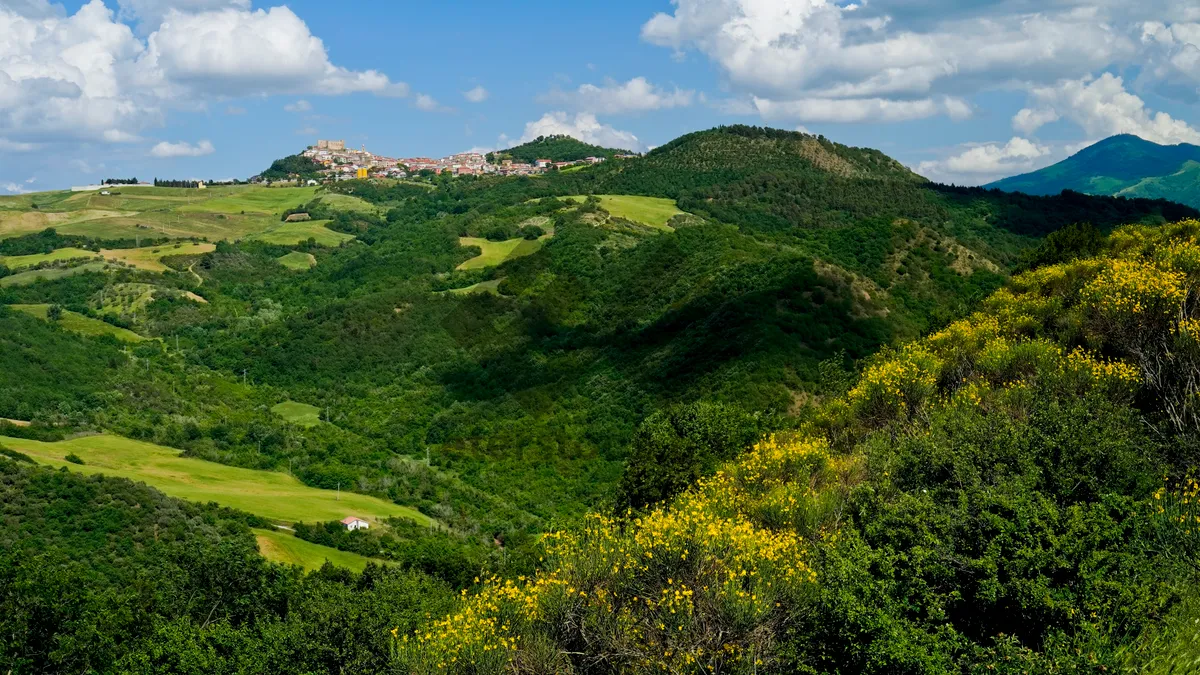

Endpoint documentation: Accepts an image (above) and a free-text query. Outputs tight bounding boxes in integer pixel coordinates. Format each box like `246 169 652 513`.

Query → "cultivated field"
250 220 354 246
0 247 99 270
560 194 684 230
272 400 322 427
176 186 319 215
253 528 385 572
0 433 432 527
10 304 146 342
100 242 216 272
278 251 318 270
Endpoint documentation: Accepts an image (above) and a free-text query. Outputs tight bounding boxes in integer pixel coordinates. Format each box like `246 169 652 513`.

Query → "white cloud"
0 1 408 149
283 99 311 112
295 126 317 136
516 111 642 151
754 96 971 124
413 93 444 112
1012 107 1061 135
149 138 213 157
463 85 488 103
1016 73 1200 144
537 77 694 115
0 138 37 151
69 158 103 173
2 180 34 194
224 105 245 115
917 137 1054 184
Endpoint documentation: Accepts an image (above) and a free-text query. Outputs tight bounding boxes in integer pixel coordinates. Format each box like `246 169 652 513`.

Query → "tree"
46 305 63 321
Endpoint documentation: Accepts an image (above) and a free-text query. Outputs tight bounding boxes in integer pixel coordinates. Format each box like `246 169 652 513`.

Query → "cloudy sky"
3 0 1200 192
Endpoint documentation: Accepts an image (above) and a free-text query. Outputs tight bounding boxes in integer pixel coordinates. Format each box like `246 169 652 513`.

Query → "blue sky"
3 0 1200 191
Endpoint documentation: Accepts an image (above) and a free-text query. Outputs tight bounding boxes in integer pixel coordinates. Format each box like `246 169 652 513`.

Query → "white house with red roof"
341 516 369 531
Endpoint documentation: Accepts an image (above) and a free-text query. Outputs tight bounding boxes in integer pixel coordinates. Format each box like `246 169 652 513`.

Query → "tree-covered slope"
986 134 1200 208
492 134 630 163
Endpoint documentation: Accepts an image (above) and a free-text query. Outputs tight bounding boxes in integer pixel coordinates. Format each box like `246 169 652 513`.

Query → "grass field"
319 193 383 216
250 220 355 246
456 236 549 270
561 195 684 230
272 401 322 427
0 261 111 287
447 278 504 295
0 433 433 527
10 304 146 342
100 242 216 272
278 251 317 270
1 247 99 270
177 186 319 216
254 528 385 572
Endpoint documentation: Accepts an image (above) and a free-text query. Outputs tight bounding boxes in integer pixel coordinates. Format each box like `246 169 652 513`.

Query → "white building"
340 516 369 531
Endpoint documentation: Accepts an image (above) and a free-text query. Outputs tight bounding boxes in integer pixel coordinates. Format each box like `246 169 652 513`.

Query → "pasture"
561 194 684 230
278 251 318 270
100 242 216 272
0 261 111 287
456 236 548 270
447 278 504 295
272 400 322 427
10 304 146 342
0 433 433 527
177 186 319 216
1 247 99 270
253 528 384 572
250 220 354 246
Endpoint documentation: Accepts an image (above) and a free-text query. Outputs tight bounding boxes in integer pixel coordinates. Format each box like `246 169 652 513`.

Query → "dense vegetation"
988 133 1200 209
5 126 1200 673
398 220 1200 673
259 154 325 181
489 134 630 163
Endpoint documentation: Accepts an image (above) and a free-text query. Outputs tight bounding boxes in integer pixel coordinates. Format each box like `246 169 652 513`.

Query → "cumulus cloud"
2 180 35 194
149 139 214 157
413 93 446 112
517 112 642 151
463 85 488 103
538 77 694 115
1015 73 1200 145
917 137 1055 185
0 1 408 147
283 99 311 112
638 0 1200 127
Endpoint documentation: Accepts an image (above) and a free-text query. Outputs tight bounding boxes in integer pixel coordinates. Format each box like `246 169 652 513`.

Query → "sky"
3 0 1200 192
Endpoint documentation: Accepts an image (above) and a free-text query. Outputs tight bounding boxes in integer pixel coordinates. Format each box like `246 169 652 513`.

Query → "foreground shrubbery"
397 220 1200 673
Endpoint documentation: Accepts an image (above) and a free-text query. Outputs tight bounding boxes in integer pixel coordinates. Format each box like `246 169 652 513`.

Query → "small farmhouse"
340 516 369 531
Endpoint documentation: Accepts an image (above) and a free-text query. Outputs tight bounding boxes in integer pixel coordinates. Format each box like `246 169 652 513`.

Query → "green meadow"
10 304 146 342
0 261 111 287
1 246 99 270
253 528 385 572
277 251 318 270
250 219 355 246
0 433 432 527
100 242 217 272
271 400 322 427
447 278 504 295
456 236 547 270
177 186 319 215
561 194 684 230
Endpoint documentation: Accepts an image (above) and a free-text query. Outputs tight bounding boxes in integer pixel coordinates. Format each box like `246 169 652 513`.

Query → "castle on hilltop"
315 139 345 151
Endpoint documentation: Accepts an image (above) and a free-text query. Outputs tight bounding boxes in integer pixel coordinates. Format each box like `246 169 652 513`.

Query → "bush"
64 453 84 465
0 445 34 463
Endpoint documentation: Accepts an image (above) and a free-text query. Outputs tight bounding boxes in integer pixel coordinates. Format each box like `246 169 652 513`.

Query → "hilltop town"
296 138 634 182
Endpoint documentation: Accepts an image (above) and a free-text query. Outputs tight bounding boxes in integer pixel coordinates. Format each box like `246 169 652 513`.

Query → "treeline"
102 177 139 185
0 458 454 673
153 179 201 188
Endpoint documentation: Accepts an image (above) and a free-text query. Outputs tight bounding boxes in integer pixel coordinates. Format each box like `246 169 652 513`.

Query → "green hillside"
987 134 1200 208
492 134 630 163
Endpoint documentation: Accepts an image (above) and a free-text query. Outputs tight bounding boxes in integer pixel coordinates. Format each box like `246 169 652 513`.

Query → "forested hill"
491 134 630 163
986 133 1200 209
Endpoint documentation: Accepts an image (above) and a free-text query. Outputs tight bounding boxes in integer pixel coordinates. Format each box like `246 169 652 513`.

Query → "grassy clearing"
0 433 432 527
250 220 354 246
1 247 100 270
447 278 504 296
253 528 385 572
272 401 322 427
100 242 216 272
10 304 146 342
456 235 549 270
278 251 317 270
319 193 384 216
177 186 319 216
562 194 684 230
0 261 111 287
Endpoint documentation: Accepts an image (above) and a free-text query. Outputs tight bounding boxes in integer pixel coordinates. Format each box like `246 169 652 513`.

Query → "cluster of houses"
297 139 629 182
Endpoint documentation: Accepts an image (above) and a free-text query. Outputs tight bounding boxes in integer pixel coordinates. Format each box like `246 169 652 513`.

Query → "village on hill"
297 138 634 181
